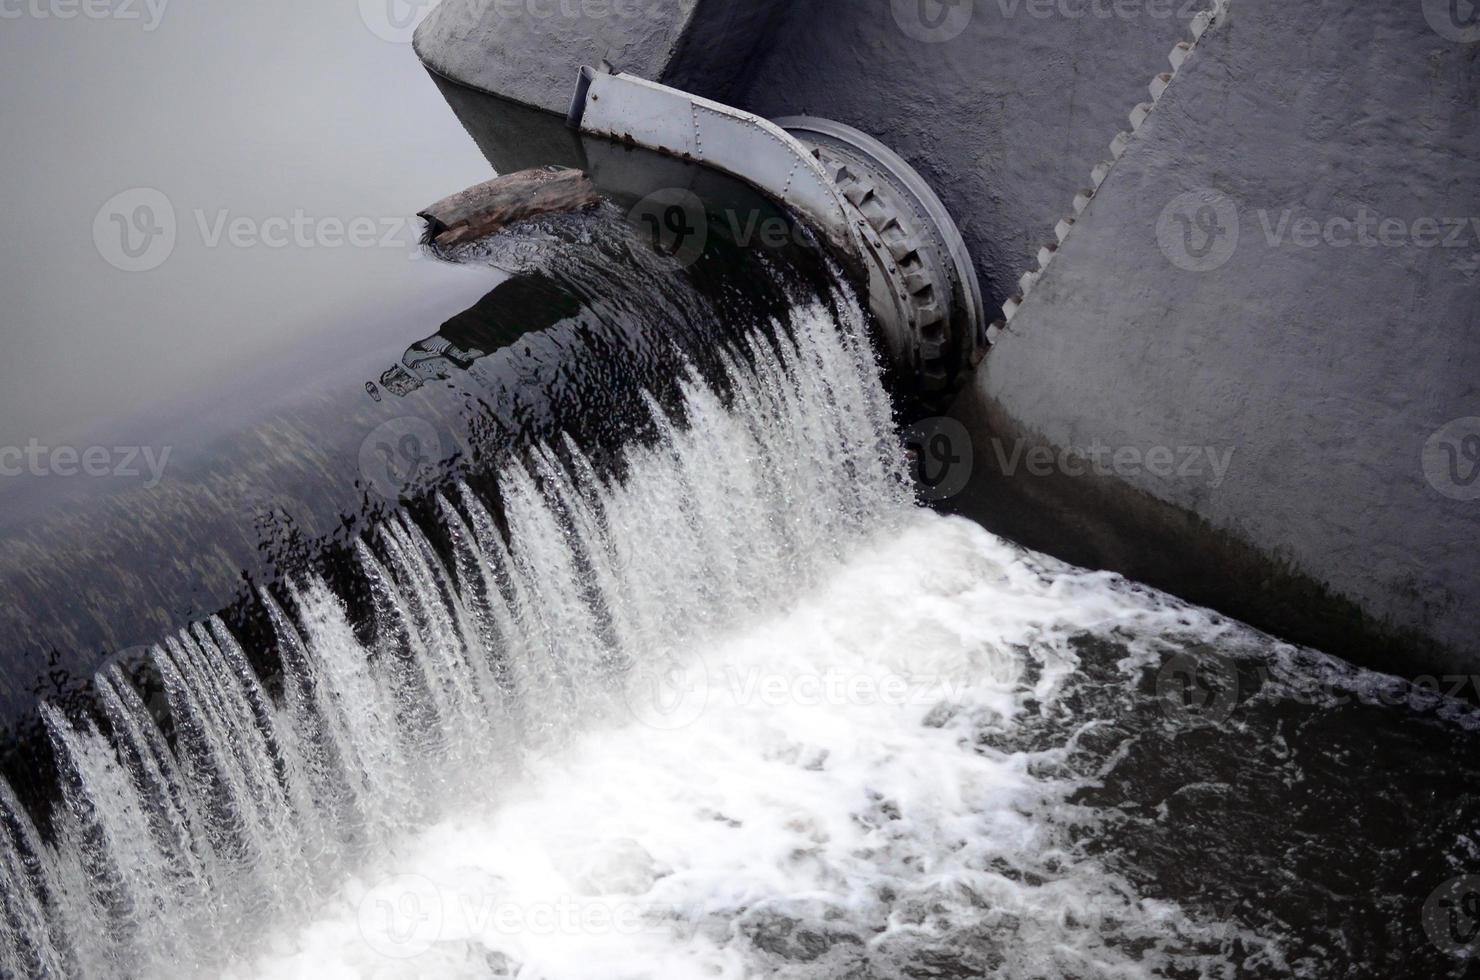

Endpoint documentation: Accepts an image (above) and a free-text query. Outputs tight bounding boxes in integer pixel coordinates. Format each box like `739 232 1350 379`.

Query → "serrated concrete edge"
985 0 1231 345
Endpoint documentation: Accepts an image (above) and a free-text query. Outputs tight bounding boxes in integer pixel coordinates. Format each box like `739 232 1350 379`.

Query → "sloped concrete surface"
958 0 1480 670
414 0 702 111
737 0 1201 311
414 0 791 114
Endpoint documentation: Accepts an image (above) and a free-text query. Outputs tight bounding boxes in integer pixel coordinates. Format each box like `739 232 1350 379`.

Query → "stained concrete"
957 0 1480 671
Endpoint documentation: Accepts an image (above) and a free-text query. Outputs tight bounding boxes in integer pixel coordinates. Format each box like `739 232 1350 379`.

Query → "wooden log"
419 165 600 247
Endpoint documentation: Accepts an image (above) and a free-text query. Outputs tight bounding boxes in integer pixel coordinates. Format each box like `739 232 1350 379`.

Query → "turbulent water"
3 271 1479 979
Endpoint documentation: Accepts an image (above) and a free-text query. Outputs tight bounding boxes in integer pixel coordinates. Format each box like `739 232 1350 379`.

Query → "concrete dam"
6 1 1480 975
416 0 1480 679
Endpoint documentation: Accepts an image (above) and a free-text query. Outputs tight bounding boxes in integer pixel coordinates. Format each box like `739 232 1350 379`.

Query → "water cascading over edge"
0 271 913 978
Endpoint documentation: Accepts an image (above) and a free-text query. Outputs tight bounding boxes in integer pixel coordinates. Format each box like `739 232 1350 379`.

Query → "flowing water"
3 212 1480 979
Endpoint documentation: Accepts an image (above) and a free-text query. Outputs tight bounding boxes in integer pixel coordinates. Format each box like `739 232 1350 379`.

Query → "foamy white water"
7 273 1468 979
1 283 919 978
228 511 1270 979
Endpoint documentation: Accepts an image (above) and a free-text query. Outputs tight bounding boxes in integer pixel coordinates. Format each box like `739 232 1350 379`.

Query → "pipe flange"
775 117 985 400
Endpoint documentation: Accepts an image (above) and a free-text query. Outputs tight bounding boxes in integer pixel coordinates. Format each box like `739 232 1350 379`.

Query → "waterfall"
0 279 911 978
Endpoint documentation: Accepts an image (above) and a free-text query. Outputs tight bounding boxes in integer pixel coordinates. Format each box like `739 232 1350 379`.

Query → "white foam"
228 514 1253 979
11 277 1453 977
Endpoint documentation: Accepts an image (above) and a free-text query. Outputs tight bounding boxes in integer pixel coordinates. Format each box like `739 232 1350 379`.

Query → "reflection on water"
374 275 585 399
0 68 833 795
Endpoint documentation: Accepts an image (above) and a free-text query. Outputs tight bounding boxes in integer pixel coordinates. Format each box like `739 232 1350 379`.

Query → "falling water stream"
3 192 1480 979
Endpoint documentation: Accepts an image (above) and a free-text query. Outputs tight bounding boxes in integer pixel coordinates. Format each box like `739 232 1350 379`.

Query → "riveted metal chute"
568 66 985 398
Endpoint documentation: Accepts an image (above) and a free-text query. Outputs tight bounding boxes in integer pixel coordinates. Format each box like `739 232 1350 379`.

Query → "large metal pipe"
569 67 985 399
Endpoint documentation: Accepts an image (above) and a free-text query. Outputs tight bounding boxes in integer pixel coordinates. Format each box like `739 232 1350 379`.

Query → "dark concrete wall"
953 0 1480 672
735 0 1199 312
415 0 703 112
414 0 791 114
